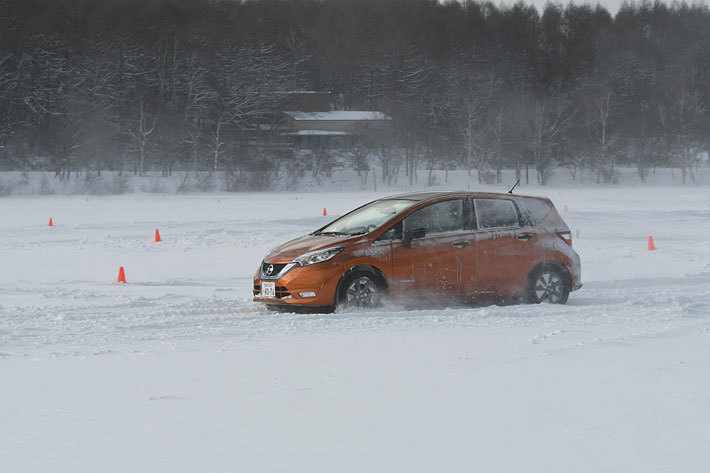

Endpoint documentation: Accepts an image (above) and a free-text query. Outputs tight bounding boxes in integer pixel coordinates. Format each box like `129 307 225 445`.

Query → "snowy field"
1 184 710 472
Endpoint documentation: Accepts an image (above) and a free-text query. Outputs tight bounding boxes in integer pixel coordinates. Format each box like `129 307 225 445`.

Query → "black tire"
524 265 569 304
336 271 384 309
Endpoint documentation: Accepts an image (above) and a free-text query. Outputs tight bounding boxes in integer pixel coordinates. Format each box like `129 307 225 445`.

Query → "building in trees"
281 110 393 149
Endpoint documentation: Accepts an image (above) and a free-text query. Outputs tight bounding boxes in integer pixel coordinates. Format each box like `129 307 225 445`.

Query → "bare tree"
128 92 156 175
154 112 187 176
395 48 433 185
284 28 311 90
458 70 500 183
180 52 210 120
204 43 289 173
635 100 653 183
45 115 80 180
658 85 707 184
420 64 459 184
588 90 619 183
529 90 574 185
0 54 17 167
491 104 506 183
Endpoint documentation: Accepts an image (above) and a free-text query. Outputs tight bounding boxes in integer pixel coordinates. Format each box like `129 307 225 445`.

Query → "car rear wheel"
524 266 569 304
337 271 382 309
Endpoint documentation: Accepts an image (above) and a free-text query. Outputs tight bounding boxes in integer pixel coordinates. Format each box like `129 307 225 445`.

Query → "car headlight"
292 246 344 267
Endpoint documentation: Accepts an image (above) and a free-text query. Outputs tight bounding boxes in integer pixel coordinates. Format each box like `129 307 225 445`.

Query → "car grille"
261 262 288 277
253 284 291 299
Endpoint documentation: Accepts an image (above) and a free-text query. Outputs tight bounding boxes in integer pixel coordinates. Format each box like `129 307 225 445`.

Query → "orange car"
253 191 581 311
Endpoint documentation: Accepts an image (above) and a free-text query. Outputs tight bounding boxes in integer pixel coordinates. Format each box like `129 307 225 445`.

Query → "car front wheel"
337 271 382 309
524 266 569 304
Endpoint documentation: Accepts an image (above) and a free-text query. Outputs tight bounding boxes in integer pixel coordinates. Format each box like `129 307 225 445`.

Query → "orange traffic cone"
117 266 126 283
647 235 656 251
48 217 53 226
154 229 161 242
323 208 327 216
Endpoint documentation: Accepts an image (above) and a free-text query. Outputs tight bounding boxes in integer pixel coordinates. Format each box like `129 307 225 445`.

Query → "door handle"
452 240 470 248
518 233 535 241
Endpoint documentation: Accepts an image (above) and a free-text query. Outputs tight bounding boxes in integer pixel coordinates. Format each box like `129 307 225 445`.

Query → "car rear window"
474 199 519 229
518 198 553 226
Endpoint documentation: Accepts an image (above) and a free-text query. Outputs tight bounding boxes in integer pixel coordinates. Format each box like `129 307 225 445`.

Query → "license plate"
261 281 276 298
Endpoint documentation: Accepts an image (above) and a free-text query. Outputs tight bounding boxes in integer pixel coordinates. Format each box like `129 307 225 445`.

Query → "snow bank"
0 166 707 197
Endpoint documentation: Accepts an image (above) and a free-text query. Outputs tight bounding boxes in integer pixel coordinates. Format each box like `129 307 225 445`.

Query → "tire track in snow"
2 271 708 356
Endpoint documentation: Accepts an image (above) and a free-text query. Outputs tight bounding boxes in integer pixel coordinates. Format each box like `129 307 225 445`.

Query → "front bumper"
253 260 344 307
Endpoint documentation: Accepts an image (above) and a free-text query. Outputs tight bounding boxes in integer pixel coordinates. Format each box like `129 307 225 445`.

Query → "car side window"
374 221 403 243
403 199 464 235
474 199 519 229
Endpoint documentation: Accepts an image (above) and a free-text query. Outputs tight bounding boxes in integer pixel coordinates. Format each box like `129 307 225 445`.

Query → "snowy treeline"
0 0 708 188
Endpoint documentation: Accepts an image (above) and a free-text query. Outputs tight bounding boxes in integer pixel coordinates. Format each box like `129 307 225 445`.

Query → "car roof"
381 191 547 202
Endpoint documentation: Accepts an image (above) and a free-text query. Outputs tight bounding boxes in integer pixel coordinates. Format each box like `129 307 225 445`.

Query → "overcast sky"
503 0 709 16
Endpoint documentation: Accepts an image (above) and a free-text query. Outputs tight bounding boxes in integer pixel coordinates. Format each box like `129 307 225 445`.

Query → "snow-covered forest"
0 0 708 188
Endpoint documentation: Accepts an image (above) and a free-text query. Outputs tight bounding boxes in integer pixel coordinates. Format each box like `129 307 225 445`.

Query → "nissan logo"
265 264 274 275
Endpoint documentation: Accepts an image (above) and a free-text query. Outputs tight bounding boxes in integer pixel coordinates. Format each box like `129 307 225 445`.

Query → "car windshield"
314 199 415 236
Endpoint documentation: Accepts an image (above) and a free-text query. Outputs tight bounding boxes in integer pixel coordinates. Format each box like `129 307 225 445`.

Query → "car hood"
263 234 360 263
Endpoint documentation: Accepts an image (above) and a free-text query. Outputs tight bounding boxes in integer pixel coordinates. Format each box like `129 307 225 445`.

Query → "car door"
470 197 532 296
389 198 472 299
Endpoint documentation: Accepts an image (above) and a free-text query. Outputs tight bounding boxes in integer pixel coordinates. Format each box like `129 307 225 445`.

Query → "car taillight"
556 231 572 246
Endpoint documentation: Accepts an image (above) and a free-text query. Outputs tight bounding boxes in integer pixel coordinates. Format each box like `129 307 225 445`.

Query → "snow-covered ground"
1 185 710 472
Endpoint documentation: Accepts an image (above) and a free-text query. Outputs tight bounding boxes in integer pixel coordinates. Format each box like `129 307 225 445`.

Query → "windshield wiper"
348 231 367 236
312 231 349 236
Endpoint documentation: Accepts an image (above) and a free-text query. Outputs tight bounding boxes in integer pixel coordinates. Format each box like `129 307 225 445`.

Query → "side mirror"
402 227 426 247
